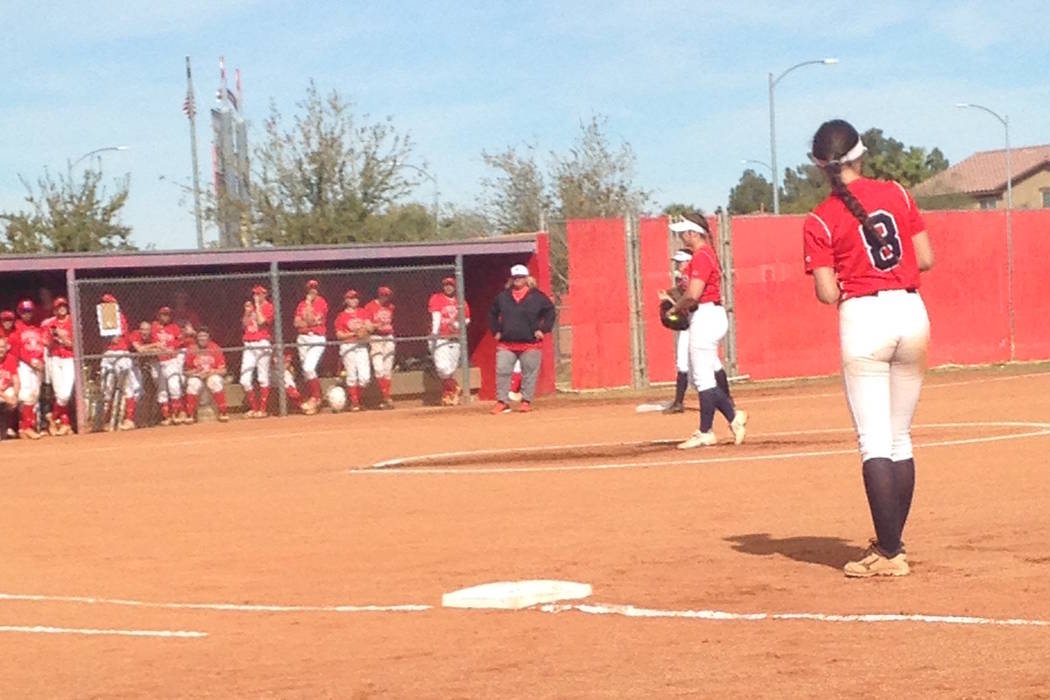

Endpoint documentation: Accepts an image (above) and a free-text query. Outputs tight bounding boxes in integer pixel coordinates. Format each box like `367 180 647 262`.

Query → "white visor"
672 251 693 263
669 220 706 235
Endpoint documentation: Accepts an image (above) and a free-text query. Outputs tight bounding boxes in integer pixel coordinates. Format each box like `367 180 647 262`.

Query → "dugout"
0 233 555 430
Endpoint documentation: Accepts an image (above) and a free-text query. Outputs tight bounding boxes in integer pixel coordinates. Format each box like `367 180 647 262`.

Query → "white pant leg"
433 340 461 379
160 357 183 400
355 346 370 386
255 341 272 388
297 334 325 380
370 338 395 379
186 376 204 395
147 361 167 403
675 330 690 374
241 340 272 388
889 294 930 461
206 374 225 394
17 362 41 404
687 303 728 392
49 357 75 405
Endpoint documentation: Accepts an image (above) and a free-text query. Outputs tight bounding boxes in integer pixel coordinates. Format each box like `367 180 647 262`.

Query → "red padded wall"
639 216 676 383
1012 210 1050 361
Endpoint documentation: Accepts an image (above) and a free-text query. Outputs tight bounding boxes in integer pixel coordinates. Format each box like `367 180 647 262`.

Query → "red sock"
124 397 137 421
511 372 522 392
160 402 171 418
378 378 391 399
259 387 271 412
286 387 301 408
171 398 184 415
248 388 259 412
185 395 199 417
20 405 35 430
308 378 322 400
214 390 228 412
53 403 67 425
348 386 360 405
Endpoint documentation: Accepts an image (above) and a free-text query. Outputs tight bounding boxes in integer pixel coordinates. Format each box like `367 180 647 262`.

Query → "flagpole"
186 56 205 249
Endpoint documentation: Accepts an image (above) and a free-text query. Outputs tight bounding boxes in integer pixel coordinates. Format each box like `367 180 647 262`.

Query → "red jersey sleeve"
803 212 835 273
894 181 927 236
427 293 443 313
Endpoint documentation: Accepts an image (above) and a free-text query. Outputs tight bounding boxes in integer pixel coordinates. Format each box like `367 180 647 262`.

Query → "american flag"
182 87 196 119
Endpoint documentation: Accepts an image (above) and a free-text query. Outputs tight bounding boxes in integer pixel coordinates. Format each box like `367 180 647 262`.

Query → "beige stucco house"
913 144 1050 210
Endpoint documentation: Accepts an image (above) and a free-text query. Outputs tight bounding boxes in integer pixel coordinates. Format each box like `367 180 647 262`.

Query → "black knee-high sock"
698 390 716 432
892 458 915 535
715 369 733 403
673 371 688 405
862 458 902 556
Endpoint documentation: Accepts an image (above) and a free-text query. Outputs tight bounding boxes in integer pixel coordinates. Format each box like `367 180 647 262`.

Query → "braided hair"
812 120 898 266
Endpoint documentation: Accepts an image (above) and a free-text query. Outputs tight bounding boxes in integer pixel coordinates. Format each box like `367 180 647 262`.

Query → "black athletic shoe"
662 402 685 414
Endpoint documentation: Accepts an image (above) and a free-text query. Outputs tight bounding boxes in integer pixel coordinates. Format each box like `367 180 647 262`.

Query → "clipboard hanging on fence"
96 302 122 337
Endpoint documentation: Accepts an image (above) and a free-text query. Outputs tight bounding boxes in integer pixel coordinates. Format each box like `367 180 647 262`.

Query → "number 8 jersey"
802 178 926 300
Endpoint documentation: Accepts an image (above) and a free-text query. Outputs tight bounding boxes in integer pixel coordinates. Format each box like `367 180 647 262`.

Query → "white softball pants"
297 333 326 380
159 357 183 401
432 339 461 379
687 302 727 392
48 356 76 406
240 340 272 389
17 362 42 404
370 337 395 379
839 290 930 462
101 352 140 399
187 374 225 396
675 329 690 374
340 343 371 386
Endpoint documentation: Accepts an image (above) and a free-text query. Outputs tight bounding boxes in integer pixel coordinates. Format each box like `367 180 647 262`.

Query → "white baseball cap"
510 264 530 277
672 250 693 263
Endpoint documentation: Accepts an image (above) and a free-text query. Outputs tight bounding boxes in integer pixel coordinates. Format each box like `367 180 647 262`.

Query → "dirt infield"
2 366 1050 698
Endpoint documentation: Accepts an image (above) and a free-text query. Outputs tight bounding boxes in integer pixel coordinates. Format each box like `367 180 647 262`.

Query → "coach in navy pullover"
488 266 556 409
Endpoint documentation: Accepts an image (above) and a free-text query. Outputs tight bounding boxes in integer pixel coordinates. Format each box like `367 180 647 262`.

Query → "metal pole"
269 262 287 417
186 57 205 249
768 72 779 215
67 267 87 434
454 255 470 404
720 210 738 378
1004 115 1015 361
433 175 440 239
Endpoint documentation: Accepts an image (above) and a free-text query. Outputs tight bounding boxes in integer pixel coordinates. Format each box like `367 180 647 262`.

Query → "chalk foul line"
0 624 207 638
0 592 430 614
539 603 1050 628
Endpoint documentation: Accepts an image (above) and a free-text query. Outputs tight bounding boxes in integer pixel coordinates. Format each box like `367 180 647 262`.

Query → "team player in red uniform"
667 216 747 449
662 249 695 414
241 285 276 418
802 119 935 578
0 336 20 438
428 277 471 406
184 327 230 422
11 300 49 439
0 312 15 438
152 306 189 424
364 286 396 409
98 294 138 431
0 310 15 341
41 297 75 435
334 289 371 411
293 279 328 415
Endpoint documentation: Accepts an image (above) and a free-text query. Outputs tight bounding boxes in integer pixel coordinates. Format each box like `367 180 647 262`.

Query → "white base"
635 400 673 413
441 580 592 610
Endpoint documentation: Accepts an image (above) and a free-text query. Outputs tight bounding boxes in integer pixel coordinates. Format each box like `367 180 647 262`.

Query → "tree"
552 116 651 218
661 203 707 218
239 81 420 246
727 171 774 215
0 169 134 253
479 144 549 233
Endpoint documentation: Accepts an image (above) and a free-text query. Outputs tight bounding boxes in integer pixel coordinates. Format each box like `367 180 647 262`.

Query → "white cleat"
730 409 748 445
678 430 717 449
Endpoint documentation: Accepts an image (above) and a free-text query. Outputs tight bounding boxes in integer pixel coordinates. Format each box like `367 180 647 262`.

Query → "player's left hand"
534 330 544 340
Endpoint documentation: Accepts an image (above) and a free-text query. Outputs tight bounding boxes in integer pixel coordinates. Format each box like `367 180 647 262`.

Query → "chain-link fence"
71 262 471 432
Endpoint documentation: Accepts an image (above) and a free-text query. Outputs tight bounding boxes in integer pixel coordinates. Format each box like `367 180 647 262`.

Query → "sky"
2 0 1047 250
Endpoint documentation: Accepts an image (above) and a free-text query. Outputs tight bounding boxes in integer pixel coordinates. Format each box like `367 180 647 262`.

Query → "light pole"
956 102 1014 360
68 145 130 180
403 163 440 238
768 58 838 214
740 158 773 173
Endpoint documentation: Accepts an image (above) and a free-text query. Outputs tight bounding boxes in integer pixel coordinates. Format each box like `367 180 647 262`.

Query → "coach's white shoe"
678 430 717 449
730 410 748 445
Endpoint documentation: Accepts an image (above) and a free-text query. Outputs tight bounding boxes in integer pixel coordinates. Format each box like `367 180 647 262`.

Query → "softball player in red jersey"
11 300 49 439
334 289 371 411
153 307 188 424
184 327 230 422
802 119 935 578
41 298 75 435
0 337 20 430
364 286 396 409
428 277 471 406
667 218 747 449
241 286 275 417
294 279 328 413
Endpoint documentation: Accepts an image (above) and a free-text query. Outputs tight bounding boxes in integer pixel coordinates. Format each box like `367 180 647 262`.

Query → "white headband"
809 136 867 168
669 220 707 235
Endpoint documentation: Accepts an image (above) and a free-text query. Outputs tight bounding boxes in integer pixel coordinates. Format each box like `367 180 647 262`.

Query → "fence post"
270 262 288 417
67 267 87 434
454 254 470 404
625 212 648 388
719 209 738 378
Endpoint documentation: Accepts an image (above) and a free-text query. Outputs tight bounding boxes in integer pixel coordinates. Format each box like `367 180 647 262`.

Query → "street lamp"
740 158 773 173
402 163 440 238
768 58 838 214
956 102 1014 360
68 145 130 179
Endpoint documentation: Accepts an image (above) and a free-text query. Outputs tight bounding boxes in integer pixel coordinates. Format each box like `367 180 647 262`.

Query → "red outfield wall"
568 210 1050 387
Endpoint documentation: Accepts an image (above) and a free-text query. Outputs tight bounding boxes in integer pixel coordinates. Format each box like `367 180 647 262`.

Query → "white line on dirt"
0 592 430 614
0 624 207 638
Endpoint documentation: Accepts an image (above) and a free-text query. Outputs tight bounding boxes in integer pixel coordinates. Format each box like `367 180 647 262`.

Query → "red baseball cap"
306 279 319 290
100 293 117 303
377 286 393 297
158 306 172 315
53 297 69 309
344 289 358 300
251 285 267 295
0 310 14 321
442 276 455 286
17 299 35 313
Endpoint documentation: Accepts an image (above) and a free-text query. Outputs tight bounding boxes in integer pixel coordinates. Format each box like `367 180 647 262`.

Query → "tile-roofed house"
912 144 1050 210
